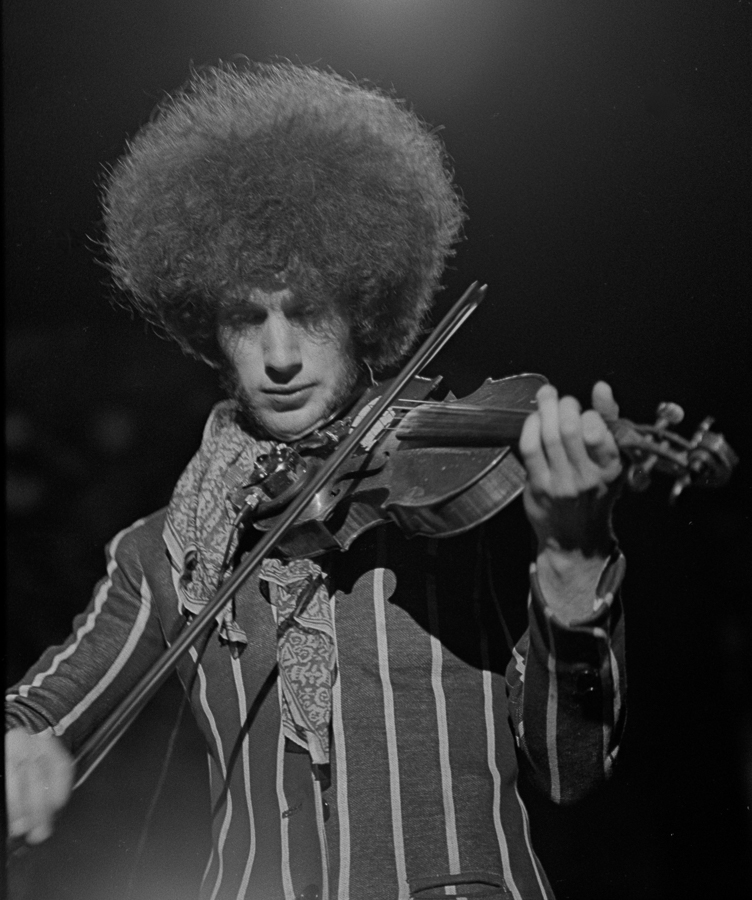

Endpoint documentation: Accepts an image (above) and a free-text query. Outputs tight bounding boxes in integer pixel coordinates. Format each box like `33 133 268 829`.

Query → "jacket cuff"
529 549 626 663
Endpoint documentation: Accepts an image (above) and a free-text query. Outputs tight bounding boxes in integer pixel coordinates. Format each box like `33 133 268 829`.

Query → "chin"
230 392 309 442
260 410 322 443
266 424 307 442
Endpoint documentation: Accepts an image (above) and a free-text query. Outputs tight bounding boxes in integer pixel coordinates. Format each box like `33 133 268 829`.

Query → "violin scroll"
616 402 738 501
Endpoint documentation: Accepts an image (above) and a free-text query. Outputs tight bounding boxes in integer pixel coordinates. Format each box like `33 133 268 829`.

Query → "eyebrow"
219 295 320 321
218 299 265 321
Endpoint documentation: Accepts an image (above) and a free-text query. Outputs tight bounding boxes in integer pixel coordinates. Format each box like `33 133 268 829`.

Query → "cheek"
325 346 354 385
222 334 262 391
324 329 355 377
237 358 265 393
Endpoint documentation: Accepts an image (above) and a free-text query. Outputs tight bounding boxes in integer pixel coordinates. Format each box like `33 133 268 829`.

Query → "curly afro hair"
101 61 465 372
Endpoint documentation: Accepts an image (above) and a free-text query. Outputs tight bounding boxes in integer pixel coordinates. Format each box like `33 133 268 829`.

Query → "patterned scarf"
163 400 336 764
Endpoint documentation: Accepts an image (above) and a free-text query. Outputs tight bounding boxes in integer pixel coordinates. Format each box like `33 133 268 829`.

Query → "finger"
582 409 620 469
536 385 570 474
24 753 53 842
519 410 550 490
44 739 74 812
592 381 619 423
557 395 596 479
26 821 53 845
7 755 30 838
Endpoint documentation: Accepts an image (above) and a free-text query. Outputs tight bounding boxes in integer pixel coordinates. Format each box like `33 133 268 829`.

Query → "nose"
263 315 302 381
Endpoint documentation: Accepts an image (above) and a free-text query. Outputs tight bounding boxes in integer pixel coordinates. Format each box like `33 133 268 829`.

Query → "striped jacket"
6 505 626 900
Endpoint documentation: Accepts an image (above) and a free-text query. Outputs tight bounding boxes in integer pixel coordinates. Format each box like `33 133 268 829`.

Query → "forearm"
507 549 626 804
5 521 166 753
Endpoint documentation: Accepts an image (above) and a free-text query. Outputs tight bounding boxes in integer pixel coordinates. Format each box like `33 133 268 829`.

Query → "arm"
507 381 627 802
5 518 166 842
506 548 626 803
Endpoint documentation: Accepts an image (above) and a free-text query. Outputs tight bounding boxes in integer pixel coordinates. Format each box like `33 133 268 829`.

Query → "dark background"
4 1 750 898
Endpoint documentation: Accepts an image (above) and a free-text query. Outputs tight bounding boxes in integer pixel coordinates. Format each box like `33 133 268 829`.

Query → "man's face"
218 286 359 442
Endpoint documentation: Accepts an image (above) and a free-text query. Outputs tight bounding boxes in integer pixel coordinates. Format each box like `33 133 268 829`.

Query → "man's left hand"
519 381 623 622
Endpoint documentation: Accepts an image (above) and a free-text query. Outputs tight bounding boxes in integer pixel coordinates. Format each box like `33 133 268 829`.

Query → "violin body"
251 373 548 558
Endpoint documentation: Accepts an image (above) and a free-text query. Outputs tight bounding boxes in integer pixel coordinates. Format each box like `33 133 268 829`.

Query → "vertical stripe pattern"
477 585 523 900
187 643 231 900
373 552 408 900
53 572 152 742
313 772 330 900
331 600 351 900
5 508 627 900
276 724 296 900
12 520 145 707
426 546 461 880
482 670 523 900
543 614 561 804
230 657 256 899
514 786 549 899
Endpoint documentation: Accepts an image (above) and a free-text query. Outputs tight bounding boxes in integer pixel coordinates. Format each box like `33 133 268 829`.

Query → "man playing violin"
6 63 625 900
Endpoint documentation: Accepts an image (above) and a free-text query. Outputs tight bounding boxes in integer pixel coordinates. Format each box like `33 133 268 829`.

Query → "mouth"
264 384 315 396
263 384 315 408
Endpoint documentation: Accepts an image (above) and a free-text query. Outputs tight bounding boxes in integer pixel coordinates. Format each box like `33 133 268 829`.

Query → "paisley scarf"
163 400 336 764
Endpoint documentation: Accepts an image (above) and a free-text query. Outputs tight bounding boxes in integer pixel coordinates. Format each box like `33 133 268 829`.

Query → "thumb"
592 381 619 424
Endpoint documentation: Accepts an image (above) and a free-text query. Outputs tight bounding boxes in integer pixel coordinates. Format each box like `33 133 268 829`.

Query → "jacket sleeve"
5 517 167 756
505 549 626 805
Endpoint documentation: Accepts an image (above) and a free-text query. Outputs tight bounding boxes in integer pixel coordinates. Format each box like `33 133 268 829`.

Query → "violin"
243 371 737 559
65 282 738 789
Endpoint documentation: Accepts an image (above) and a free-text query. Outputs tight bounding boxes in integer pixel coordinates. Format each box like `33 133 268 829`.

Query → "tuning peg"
627 402 685 492
655 402 684 428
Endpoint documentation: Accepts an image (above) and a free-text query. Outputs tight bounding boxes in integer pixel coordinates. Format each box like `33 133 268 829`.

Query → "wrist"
533 516 615 559
537 536 613 573
535 543 615 625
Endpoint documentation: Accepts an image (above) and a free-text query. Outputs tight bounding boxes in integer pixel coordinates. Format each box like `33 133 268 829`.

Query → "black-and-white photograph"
5 2 750 898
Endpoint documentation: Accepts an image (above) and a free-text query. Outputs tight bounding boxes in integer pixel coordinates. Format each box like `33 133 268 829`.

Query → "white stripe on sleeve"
52 567 152 743
20 519 146 701
543 615 561 804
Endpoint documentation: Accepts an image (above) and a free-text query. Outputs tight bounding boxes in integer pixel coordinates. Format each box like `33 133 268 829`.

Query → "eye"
220 306 267 330
294 307 316 323
287 304 321 326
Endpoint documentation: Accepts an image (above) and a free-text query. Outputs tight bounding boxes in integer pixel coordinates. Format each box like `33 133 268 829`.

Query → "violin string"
387 401 531 413
384 408 528 432
374 397 535 438
388 399 440 409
